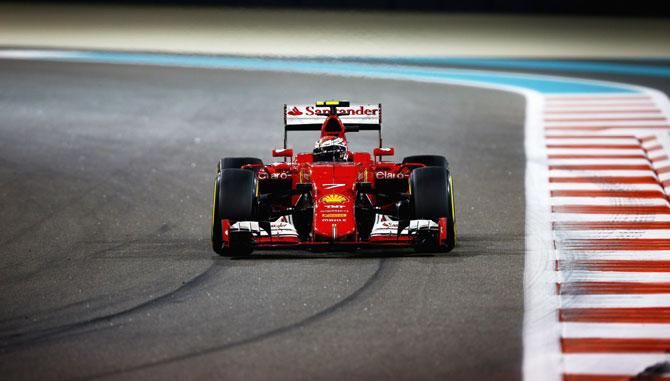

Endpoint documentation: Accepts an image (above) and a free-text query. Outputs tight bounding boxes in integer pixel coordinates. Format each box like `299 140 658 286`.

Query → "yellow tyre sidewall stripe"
211 176 218 241
449 174 456 242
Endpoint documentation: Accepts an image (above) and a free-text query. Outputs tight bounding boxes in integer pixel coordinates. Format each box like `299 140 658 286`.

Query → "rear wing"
283 103 382 147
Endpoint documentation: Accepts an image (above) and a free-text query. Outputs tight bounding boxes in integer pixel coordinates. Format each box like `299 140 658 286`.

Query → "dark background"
4 0 670 17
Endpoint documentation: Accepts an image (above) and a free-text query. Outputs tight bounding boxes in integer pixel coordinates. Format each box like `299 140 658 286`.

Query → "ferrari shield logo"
320 194 349 204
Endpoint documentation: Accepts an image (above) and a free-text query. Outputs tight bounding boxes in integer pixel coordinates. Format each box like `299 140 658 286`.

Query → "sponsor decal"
272 172 291 180
287 106 303 116
321 218 346 222
375 171 408 180
324 204 346 209
320 194 349 204
321 213 348 218
257 171 291 180
292 106 379 116
323 183 345 190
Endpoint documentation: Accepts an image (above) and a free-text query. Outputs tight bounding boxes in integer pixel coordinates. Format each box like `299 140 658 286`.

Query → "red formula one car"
211 101 455 256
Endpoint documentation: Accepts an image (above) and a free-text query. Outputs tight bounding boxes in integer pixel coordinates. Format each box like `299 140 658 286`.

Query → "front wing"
225 215 448 249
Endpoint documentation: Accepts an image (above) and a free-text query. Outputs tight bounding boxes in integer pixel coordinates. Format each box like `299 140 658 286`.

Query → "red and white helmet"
313 136 349 162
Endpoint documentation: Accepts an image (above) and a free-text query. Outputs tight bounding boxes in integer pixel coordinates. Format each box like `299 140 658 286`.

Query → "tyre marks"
0 261 220 351
77 258 388 380
534 92 670 379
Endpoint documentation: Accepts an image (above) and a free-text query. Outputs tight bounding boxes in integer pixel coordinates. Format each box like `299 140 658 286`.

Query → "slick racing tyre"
402 155 448 169
211 168 257 257
410 166 456 252
219 157 263 171
211 173 224 255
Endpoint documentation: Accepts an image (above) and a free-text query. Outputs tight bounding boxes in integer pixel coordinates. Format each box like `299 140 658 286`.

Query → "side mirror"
272 148 293 158
373 147 395 157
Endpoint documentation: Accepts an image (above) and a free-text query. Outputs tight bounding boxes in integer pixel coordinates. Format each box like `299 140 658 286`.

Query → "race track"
0 60 526 380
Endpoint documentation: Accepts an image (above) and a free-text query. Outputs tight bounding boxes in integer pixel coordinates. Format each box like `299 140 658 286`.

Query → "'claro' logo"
320 194 349 204
376 171 408 180
257 170 291 180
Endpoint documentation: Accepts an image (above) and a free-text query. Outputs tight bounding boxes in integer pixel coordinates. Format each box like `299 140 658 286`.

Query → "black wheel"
219 157 263 171
410 166 456 252
402 155 448 168
211 174 224 255
211 168 257 256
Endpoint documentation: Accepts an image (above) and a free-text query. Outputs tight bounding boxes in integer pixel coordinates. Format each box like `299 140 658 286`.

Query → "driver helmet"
313 136 349 162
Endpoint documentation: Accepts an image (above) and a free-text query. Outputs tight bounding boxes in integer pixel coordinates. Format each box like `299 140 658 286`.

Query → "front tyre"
402 155 448 169
219 157 263 170
410 166 456 252
211 173 224 255
211 168 257 257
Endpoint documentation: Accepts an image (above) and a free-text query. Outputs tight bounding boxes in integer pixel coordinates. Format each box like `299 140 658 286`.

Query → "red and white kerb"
529 91 670 381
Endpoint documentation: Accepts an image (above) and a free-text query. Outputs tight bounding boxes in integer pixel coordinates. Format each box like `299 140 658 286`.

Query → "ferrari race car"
211 100 456 256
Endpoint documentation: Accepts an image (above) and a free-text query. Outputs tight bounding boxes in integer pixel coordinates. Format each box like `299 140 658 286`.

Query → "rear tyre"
410 166 456 253
211 167 257 257
402 155 448 168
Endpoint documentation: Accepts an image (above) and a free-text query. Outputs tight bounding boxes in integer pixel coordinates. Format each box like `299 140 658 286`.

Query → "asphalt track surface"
0 59 528 380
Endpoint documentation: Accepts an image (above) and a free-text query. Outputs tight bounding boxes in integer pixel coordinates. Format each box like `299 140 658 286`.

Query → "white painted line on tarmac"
550 198 669 206
560 251 670 261
561 294 670 308
560 271 670 283
549 183 665 191
563 323 670 338
563 354 670 375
